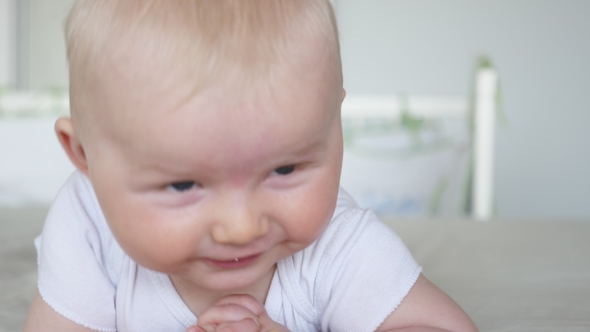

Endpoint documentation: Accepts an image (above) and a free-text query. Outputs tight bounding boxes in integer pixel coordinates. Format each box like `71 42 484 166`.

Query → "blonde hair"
65 0 342 121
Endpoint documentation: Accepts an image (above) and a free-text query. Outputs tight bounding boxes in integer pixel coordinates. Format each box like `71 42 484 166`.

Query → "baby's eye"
273 165 296 176
167 181 196 192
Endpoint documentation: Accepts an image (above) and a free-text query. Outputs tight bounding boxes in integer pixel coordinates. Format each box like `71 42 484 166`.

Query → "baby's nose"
210 202 269 245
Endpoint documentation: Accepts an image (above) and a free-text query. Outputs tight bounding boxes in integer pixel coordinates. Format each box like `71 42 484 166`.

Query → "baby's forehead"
99 51 337 119
86 60 341 172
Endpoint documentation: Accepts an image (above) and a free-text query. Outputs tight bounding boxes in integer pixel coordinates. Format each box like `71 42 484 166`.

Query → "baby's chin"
184 262 277 294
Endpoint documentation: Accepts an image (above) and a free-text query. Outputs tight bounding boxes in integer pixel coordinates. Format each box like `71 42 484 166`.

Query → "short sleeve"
316 208 422 332
35 172 118 332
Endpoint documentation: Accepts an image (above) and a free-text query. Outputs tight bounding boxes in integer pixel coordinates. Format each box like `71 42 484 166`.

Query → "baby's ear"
55 117 90 176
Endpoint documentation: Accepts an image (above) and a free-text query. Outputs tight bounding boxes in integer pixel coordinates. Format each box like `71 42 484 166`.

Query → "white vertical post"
0 0 16 88
15 0 29 89
473 69 497 220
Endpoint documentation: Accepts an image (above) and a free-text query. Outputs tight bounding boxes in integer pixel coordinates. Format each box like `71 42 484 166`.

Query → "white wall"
28 0 71 88
337 0 590 220
0 0 15 87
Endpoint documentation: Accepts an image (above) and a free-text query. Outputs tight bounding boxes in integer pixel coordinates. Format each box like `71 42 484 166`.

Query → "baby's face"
82 49 344 293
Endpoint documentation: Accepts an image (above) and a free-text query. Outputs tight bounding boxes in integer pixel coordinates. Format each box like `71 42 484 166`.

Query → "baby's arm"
23 291 96 332
376 274 478 332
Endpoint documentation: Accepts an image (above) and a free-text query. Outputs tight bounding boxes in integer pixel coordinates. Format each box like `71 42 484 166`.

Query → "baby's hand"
187 294 289 332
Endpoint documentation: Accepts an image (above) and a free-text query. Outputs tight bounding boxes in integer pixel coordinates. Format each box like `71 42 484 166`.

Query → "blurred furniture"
0 89 74 206
2 208 589 332
340 66 498 220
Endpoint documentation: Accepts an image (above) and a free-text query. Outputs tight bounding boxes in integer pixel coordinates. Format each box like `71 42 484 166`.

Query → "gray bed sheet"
1 208 589 331
1 208 46 332
383 218 590 331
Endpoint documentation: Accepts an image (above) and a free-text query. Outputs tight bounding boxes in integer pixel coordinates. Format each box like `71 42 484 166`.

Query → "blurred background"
0 0 589 220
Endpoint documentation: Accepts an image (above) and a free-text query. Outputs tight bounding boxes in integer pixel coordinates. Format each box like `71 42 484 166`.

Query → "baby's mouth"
206 253 262 269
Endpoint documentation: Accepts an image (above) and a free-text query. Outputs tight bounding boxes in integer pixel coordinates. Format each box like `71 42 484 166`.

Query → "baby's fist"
187 294 289 332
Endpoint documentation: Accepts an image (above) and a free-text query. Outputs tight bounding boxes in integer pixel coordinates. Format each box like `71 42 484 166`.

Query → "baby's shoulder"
315 187 388 253
269 188 421 331
40 171 124 278
278 186 414 293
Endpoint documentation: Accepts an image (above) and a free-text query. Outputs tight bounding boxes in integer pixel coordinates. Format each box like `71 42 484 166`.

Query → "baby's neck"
169 264 276 317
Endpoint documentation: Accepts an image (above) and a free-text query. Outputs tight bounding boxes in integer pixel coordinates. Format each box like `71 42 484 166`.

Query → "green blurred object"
0 86 69 117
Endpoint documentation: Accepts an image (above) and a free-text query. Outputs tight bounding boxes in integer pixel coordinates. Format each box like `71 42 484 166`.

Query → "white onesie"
36 171 421 332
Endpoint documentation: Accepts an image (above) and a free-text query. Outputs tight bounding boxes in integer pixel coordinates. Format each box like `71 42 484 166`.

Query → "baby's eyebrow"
285 138 327 158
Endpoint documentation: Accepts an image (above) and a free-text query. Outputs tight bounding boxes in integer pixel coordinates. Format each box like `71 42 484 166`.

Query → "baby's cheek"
110 209 198 272
289 209 333 245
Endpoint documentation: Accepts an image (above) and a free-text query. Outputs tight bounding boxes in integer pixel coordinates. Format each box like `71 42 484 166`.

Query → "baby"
24 1 477 331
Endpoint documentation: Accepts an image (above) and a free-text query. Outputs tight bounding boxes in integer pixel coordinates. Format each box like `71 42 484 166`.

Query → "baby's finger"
216 318 259 332
197 303 259 331
212 294 290 331
186 327 207 332
212 294 266 316
258 311 291 332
